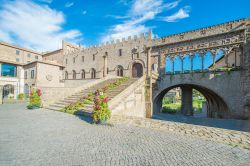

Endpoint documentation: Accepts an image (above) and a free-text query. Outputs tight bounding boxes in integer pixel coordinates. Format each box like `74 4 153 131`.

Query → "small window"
119 49 122 56
73 57 76 63
31 70 34 79
16 50 20 55
24 71 27 79
82 56 84 62
35 56 38 60
27 61 30 63
27 54 31 58
66 59 68 64
93 54 95 61
16 58 20 62
137 53 139 58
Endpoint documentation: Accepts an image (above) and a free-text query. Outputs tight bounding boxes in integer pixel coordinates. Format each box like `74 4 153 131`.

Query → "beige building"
0 41 64 104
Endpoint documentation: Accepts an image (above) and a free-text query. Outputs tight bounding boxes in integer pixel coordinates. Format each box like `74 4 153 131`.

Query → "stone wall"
64 79 96 87
110 76 147 118
63 34 151 79
110 115 250 150
153 71 244 118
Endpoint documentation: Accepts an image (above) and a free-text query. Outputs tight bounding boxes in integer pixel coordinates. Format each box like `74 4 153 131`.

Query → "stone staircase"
45 78 138 117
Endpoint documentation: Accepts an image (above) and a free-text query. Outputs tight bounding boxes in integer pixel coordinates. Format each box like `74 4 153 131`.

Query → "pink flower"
103 97 109 103
95 105 101 110
37 89 42 96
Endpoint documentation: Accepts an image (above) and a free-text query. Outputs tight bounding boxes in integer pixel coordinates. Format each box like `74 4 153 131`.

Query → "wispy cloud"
65 2 74 8
0 0 82 51
102 0 183 42
82 10 87 15
37 0 53 3
163 6 191 22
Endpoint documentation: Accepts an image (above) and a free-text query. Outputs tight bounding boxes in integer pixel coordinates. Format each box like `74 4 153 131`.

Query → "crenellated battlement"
151 18 250 47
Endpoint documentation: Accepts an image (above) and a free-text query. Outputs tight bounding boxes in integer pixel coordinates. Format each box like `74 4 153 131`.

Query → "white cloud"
0 0 82 51
38 0 53 3
101 0 184 42
82 10 87 15
65 2 74 8
164 6 191 22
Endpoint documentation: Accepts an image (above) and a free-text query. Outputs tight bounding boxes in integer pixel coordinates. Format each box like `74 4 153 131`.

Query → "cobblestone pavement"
0 104 250 166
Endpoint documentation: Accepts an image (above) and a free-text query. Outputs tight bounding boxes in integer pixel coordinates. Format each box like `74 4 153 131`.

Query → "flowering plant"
27 89 42 109
92 89 111 123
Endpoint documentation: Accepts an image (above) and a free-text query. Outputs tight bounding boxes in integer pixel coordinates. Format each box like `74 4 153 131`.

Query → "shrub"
92 90 111 124
18 93 25 100
27 89 42 109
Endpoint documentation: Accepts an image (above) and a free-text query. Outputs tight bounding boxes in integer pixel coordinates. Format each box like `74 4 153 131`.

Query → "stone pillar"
181 86 193 116
103 55 108 77
147 47 152 77
159 53 166 76
242 22 250 119
0 62 2 76
0 85 2 105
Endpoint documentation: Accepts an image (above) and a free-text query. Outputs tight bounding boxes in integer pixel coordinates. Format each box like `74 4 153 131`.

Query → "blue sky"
0 0 249 52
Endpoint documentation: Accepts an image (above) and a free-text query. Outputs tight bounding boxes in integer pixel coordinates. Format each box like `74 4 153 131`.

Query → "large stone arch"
153 71 243 119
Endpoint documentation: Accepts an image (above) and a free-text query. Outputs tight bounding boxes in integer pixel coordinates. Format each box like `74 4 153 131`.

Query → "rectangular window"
93 54 95 61
16 58 20 62
66 59 68 64
1 63 17 77
24 71 27 79
35 56 38 60
27 54 31 58
16 50 20 55
119 49 122 56
82 56 84 62
73 58 76 63
31 70 34 79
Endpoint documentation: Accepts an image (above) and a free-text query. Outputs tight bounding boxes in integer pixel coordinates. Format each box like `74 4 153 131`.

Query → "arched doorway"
72 70 76 80
24 84 30 96
3 84 14 100
132 63 143 78
91 68 96 79
117 65 124 77
81 70 85 79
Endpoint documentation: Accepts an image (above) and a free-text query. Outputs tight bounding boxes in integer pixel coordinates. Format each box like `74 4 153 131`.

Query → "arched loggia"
153 84 230 119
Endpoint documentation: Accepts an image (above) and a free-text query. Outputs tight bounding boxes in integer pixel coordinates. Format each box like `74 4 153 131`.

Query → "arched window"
183 54 191 72
204 52 213 71
81 70 85 79
117 65 124 77
72 70 76 80
91 68 96 79
166 56 173 73
65 71 68 80
174 55 182 73
193 53 202 72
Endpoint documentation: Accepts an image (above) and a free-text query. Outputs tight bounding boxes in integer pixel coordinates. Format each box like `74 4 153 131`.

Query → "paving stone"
0 104 250 166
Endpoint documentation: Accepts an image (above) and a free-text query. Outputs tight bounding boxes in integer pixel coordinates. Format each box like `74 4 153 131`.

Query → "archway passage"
154 84 230 119
117 65 124 77
132 63 143 78
3 84 14 100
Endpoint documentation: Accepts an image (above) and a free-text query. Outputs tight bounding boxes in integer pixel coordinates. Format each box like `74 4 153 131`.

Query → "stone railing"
40 75 118 107
109 75 147 117
110 115 250 150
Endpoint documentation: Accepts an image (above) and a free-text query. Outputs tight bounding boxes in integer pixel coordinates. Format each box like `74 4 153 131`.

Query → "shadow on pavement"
153 113 250 132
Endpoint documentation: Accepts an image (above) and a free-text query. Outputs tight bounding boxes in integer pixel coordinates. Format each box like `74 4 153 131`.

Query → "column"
146 47 152 77
0 62 2 76
0 85 2 104
159 53 166 76
181 85 193 116
103 54 108 77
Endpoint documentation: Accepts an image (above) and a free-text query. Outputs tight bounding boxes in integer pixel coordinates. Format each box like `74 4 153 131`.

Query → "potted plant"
92 90 111 124
27 89 42 109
